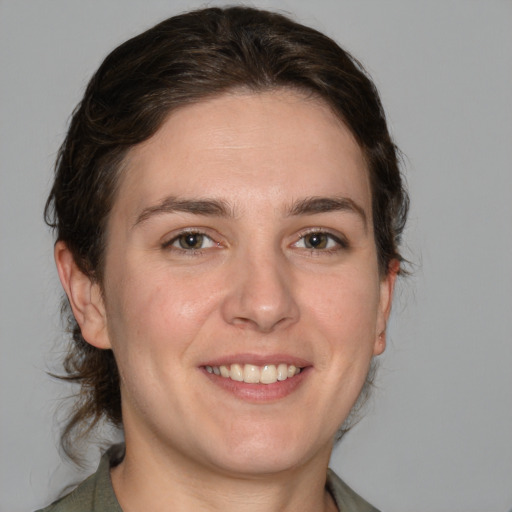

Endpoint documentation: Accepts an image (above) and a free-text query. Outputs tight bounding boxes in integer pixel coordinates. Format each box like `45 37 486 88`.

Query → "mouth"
204 363 302 385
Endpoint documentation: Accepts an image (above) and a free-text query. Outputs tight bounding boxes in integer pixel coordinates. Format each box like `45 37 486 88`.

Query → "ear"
54 241 111 349
373 259 400 356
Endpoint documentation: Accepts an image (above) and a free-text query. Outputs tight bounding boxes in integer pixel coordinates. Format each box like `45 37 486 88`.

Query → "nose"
220 249 300 333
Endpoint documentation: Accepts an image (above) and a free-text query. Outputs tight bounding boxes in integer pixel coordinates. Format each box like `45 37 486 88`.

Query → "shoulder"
35 473 97 512
326 468 381 512
35 445 124 512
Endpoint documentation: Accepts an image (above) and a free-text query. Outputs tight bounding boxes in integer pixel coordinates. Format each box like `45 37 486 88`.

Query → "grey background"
1 1 511 511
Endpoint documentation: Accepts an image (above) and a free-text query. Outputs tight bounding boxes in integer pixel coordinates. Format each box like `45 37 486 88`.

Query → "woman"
39 6 408 512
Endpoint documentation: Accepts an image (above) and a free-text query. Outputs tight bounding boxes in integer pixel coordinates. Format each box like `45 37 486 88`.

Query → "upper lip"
200 353 312 368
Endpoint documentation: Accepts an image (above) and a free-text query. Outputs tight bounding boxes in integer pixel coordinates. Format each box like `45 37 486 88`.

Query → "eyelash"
161 230 219 255
161 228 349 256
292 229 349 254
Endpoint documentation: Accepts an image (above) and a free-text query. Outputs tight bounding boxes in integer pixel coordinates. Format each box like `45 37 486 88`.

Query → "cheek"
104 262 221 354
304 270 381 362
310 271 380 330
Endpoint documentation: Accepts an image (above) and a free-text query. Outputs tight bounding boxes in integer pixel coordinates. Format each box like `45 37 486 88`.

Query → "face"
76 90 396 477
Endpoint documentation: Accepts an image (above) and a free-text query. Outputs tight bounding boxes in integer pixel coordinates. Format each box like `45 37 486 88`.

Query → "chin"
204 423 331 477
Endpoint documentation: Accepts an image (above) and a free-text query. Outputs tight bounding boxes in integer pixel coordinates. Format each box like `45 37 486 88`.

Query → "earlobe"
373 259 400 356
54 241 111 350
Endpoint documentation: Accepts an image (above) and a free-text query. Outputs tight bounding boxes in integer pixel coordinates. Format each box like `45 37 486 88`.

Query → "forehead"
113 89 371 222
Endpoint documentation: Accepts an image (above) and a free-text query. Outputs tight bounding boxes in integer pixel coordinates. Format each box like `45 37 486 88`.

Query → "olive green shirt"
37 444 379 512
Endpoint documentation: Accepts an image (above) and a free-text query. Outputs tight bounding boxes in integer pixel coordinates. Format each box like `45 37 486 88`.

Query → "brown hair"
45 6 408 457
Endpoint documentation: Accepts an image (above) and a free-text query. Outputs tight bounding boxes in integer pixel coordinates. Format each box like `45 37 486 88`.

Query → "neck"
111 435 337 512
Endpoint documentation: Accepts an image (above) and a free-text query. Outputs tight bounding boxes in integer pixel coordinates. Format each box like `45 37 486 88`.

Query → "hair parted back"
45 6 408 458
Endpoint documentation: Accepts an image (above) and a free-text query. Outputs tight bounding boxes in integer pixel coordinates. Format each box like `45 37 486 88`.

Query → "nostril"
228 311 298 334
220 259 300 332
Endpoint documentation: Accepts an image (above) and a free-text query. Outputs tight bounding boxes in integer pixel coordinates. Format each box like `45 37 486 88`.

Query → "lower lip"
201 367 310 403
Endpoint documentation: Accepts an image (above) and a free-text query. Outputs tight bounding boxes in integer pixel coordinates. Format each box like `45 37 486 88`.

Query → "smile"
204 363 302 384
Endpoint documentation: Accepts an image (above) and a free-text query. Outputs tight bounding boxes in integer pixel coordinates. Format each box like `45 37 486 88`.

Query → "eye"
293 231 347 251
164 232 217 251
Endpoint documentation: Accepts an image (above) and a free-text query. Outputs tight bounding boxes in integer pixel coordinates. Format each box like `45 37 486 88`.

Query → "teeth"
260 364 277 384
277 363 288 381
243 364 260 383
287 365 297 378
230 363 244 382
205 363 301 384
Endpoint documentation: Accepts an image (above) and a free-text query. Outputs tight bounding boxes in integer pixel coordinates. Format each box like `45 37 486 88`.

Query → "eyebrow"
134 194 367 229
286 196 367 229
134 196 233 226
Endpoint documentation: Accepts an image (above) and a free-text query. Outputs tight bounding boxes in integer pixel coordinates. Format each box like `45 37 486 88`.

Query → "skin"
56 89 397 512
